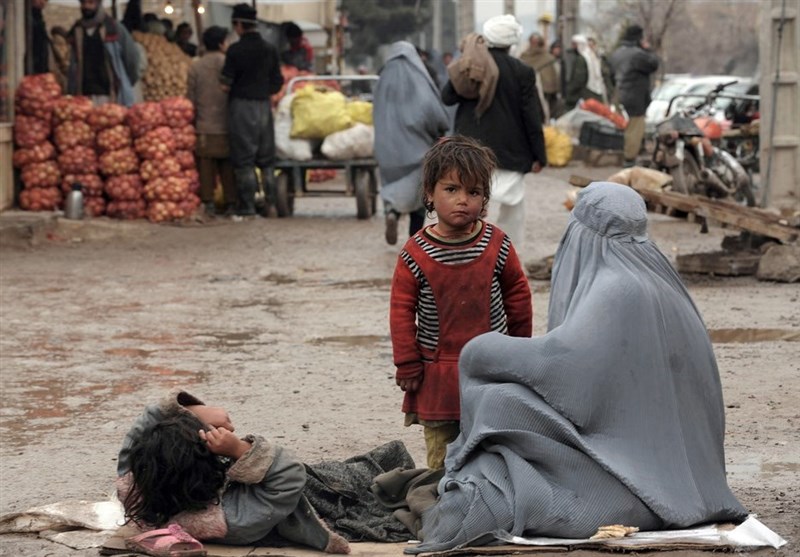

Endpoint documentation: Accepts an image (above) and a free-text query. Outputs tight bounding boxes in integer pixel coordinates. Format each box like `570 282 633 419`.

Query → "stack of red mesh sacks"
12 74 62 211
92 103 146 220
52 95 106 216
161 97 201 215
129 98 199 223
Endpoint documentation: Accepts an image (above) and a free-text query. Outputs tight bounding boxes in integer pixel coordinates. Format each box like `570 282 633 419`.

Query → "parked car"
645 75 754 132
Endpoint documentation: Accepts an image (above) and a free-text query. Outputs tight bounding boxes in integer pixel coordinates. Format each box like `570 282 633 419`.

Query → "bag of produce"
291 85 352 139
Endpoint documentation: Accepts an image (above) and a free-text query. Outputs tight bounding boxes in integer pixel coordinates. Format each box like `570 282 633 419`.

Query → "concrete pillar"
456 0 474 39
760 0 800 213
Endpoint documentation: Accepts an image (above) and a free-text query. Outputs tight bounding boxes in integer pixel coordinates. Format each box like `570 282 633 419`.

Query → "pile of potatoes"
133 31 191 101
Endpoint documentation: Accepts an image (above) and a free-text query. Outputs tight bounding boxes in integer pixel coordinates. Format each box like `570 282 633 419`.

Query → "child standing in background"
389 136 533 470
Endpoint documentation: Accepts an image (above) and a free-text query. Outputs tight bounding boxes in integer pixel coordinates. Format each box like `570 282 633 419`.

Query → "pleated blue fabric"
408 182 747 553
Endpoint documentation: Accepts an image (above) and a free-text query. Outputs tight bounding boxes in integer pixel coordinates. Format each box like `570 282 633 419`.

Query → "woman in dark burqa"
406 181 747 553
373 41 450 245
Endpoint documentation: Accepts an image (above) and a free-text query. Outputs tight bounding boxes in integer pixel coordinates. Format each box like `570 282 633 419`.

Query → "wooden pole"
192 0 205 55
23 0 33 75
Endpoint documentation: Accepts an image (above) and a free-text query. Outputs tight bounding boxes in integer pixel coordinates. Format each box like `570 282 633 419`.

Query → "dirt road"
0 164 797 556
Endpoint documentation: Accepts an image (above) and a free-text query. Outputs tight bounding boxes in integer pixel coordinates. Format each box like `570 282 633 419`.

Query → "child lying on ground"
116 389 415 553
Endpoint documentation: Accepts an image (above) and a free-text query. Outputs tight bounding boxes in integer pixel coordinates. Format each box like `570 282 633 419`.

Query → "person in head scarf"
441 14 547 262
564 34 604 108
373 41 450 245
405 181 748 553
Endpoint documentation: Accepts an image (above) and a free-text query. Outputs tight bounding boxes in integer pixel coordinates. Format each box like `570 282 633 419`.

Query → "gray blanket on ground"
409 182 748 553
304 440 416 542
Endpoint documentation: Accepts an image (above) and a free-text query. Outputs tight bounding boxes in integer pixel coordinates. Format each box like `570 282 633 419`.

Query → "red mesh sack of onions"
147 200 187 223
126 102 166 137
58 146 98 174
52 96 93 124
83 195 107 217
183 168 200 194
105 174 144 200
54 120 95 150
160 97 194 127
107 199 147 220
21 160 61 188
96 125 132 151
172 124 196 150
99 148 139 176
134 126 176 160
14 115 51 148
12 141 56 168
174 150 195 170
140 157 182 181
177 193 201 215
15 74 61 120
61 173 104 196
87 103 128 131
19 187 63 211
144 176 190 202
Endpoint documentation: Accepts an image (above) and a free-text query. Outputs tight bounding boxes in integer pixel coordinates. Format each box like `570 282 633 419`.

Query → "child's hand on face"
199 426 251 459
186 405 235 432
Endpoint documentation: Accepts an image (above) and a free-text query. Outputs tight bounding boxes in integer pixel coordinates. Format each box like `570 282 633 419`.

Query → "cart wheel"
355 168 374 220
368 168 378 215
275 171 294 217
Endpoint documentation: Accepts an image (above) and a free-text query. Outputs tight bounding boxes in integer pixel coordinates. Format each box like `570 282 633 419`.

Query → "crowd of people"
26 0 316 218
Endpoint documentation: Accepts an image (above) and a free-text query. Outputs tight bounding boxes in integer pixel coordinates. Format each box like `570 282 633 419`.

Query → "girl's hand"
397 377 421 392
199 427 251 459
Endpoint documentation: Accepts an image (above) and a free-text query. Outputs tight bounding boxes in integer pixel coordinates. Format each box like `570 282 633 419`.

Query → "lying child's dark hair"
123 412 228 527
421 135 497 212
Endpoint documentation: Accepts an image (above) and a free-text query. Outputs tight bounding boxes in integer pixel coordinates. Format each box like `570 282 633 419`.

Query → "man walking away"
609 24 659 167
441 14 547 260
221 4 284 217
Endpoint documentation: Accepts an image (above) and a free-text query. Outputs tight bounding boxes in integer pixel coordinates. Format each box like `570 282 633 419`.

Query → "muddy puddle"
708 328 800 343
727 456 800 478
195 330 275 349
1 368 207 449
325 278 392 289
309 335 389 346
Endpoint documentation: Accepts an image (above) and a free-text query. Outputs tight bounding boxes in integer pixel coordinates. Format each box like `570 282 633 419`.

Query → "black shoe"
223 203 236 217
385 212 398 245
203 202 216 216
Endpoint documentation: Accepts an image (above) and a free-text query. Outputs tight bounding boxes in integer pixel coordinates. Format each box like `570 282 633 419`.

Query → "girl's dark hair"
421 136 497 212
123 412 228 527
203 26 228 52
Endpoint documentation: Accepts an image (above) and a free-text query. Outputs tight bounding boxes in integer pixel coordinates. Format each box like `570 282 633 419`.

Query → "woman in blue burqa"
404 181 748 552
373 41 450 245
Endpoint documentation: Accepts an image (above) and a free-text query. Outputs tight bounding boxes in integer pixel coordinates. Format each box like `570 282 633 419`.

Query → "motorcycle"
646 81 757 206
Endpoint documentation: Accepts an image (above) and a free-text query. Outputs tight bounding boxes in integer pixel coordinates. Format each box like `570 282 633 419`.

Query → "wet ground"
0 162 798 556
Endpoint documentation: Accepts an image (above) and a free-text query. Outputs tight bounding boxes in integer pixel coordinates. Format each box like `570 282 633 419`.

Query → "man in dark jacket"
442 14 546 260
609 24 660 166
67 0 140 106
221 4 284 217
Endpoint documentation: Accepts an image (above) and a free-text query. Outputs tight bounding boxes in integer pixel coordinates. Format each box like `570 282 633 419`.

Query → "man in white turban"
442 14 546 261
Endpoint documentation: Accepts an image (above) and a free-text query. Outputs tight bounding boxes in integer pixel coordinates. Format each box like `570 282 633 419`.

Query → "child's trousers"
424 422 460 469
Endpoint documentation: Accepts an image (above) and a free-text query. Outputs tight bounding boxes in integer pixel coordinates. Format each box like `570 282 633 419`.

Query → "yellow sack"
346 101 373 125
291 85 353 139
544 125 573 167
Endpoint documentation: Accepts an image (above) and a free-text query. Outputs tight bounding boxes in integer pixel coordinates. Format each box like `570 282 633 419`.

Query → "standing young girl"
389 136 533 470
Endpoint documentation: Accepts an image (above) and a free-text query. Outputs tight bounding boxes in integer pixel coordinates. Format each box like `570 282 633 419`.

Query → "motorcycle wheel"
671 153 702 196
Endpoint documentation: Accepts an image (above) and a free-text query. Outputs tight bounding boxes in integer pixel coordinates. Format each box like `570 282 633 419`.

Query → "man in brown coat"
520 32 561 120
186 26 236 216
